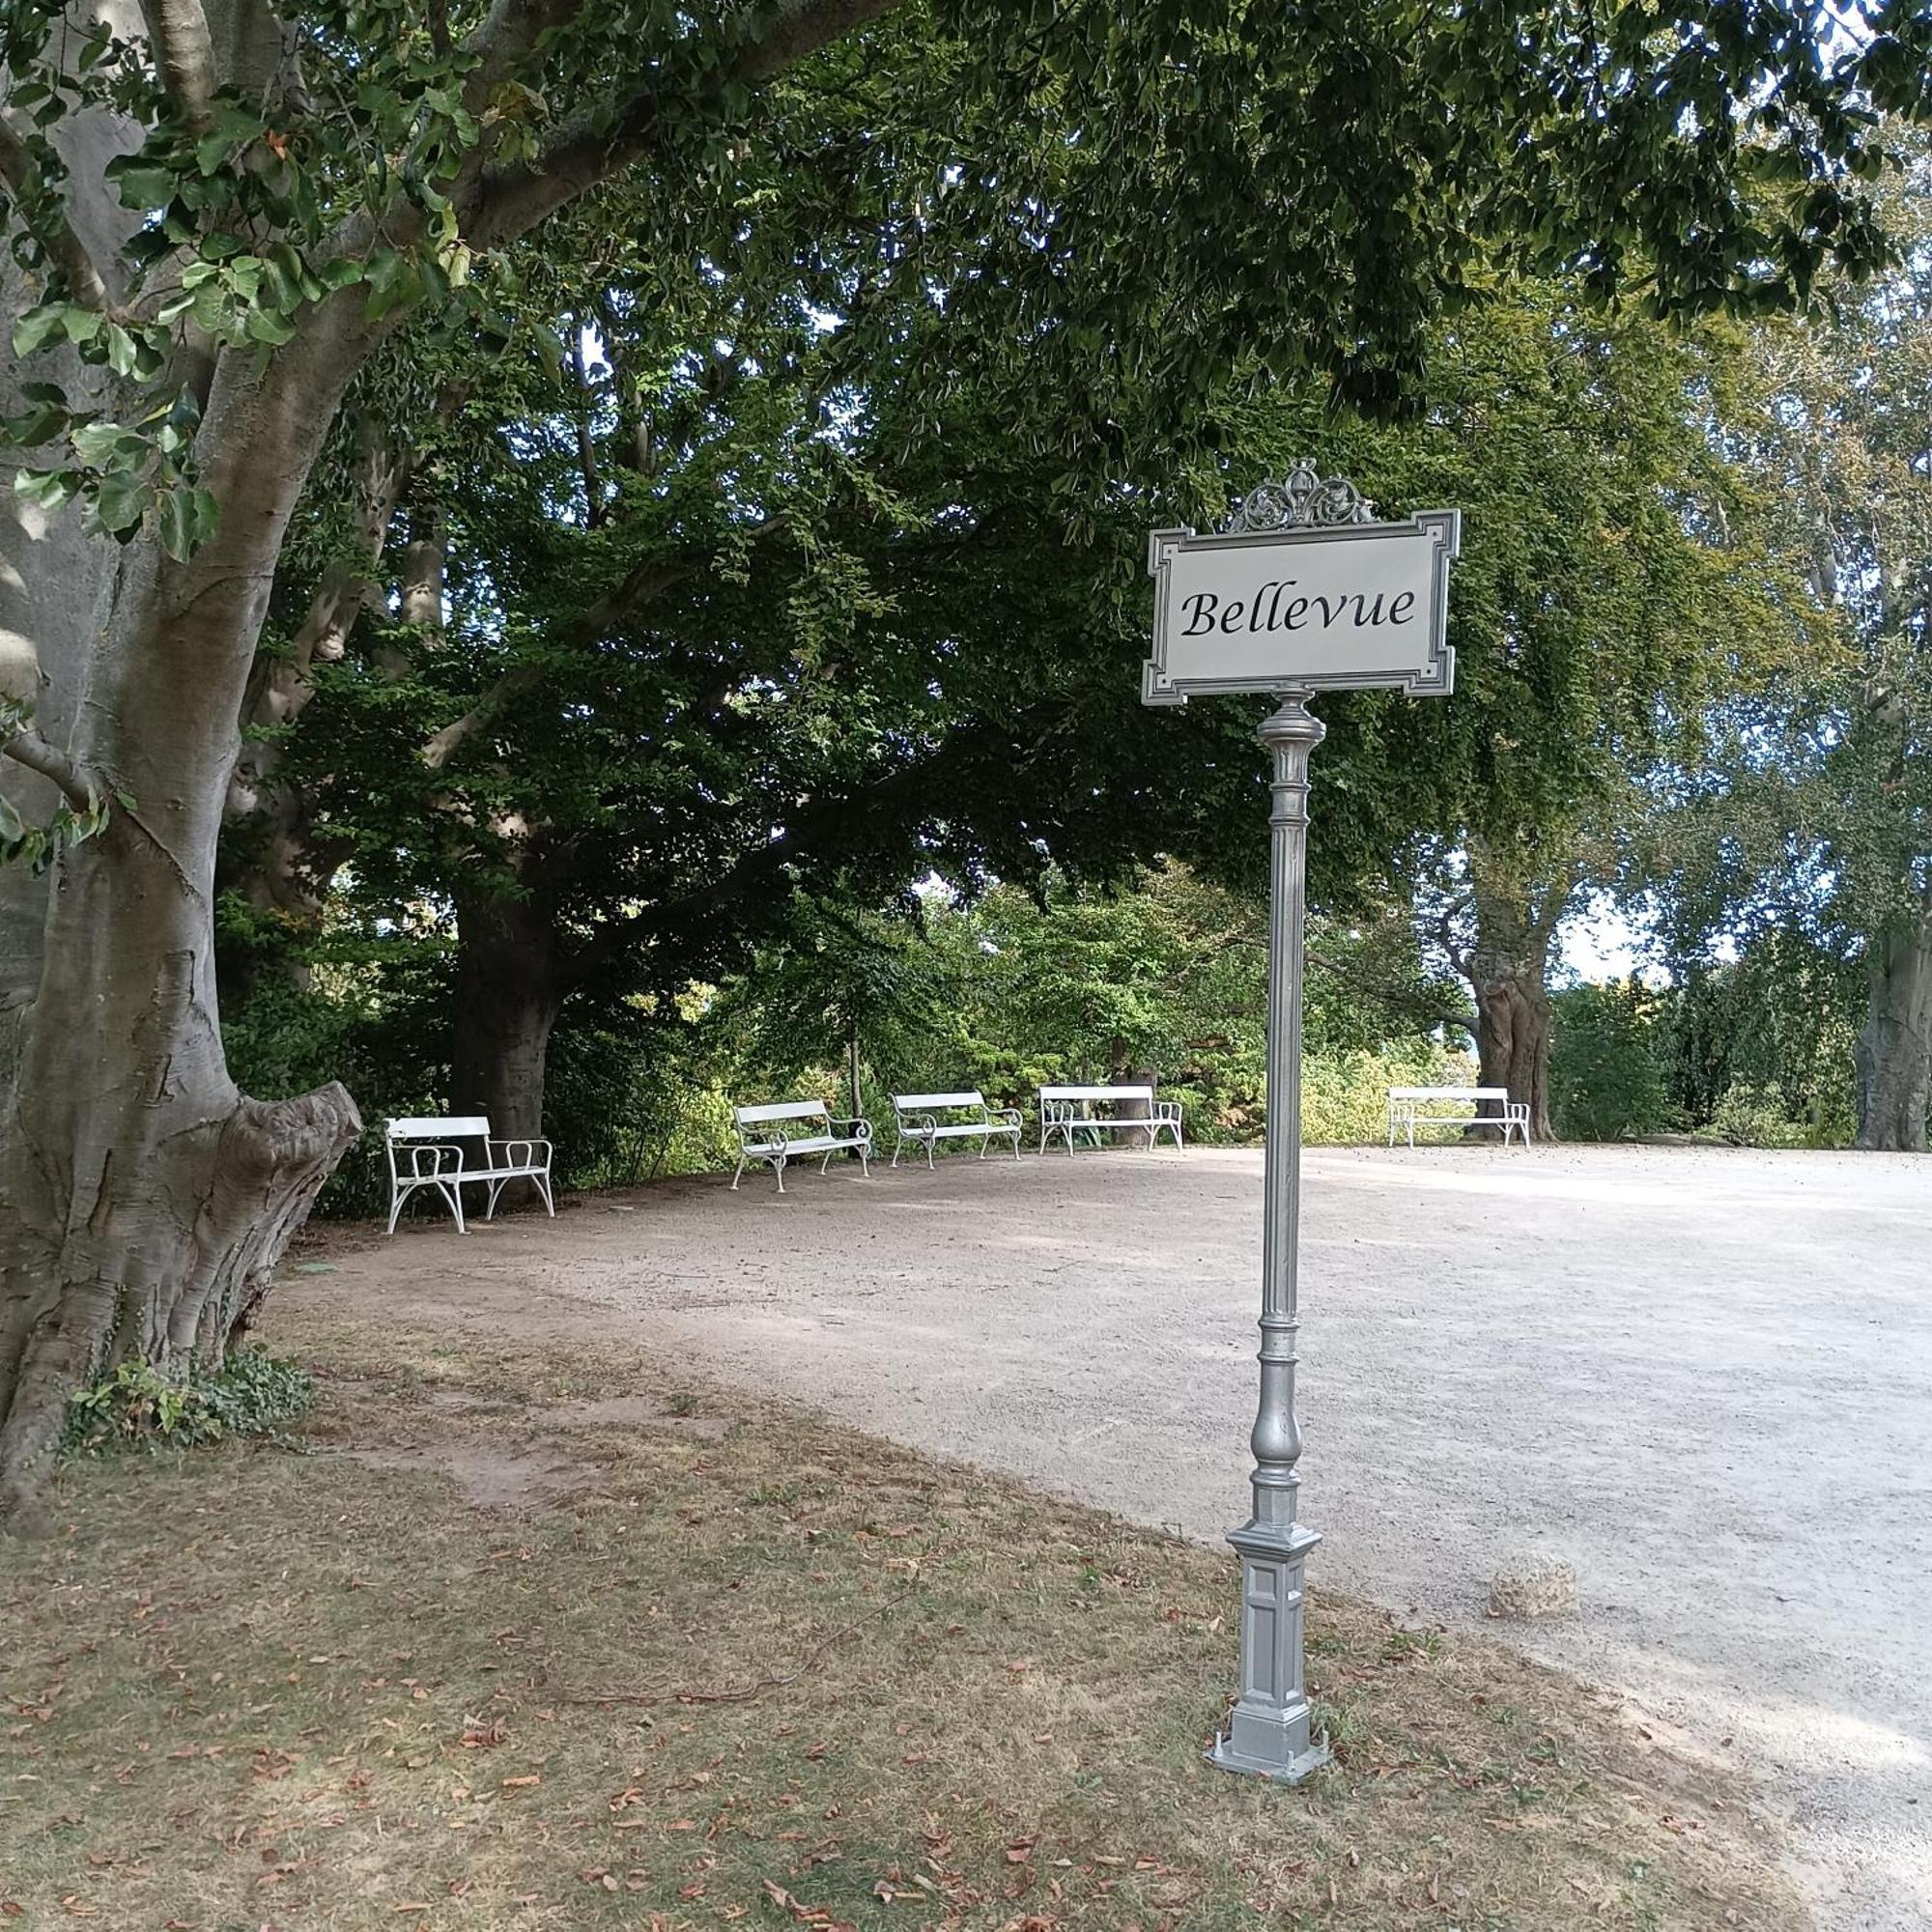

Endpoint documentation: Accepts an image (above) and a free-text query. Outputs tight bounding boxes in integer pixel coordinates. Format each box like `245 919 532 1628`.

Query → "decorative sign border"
1143 507 1461 705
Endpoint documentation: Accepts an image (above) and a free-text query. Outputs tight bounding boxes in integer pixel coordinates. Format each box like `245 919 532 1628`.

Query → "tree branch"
2 726 98 813
461 0 585 115
464 0 902 246
420 663 545 771
0 115 117 312
138 0 219 132
1305 949 1477 1037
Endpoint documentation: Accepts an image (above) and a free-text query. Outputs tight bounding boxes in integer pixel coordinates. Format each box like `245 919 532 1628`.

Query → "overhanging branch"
137 0 219 131
2 725 99 813
0 115 117 312
464 0 902 246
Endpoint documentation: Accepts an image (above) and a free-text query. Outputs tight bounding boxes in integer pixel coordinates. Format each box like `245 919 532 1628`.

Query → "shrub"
1548 980 1669 1142
62 1350 315 1457
1302 1039 1476 1145
1697 1082 1812 1150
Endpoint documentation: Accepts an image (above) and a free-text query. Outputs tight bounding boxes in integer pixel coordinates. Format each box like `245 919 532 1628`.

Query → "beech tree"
2 0 1928 1516
1648 169 1932 1149
1205 294 1825 1137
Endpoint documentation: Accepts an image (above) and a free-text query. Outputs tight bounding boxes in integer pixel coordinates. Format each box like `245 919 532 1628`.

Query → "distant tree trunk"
448 874 563 1150
1854 907 1932 1151
1456 841 1576 1144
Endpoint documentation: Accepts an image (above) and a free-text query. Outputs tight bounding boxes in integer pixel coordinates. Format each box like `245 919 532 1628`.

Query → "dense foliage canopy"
6 0 1932 1508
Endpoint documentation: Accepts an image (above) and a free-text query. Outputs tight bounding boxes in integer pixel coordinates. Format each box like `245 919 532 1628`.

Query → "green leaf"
14 306 68 356
155 484 218 560
243 306 298 346
104 324 141 377
92 473 149 537
110 163 180 210
14 467 81 511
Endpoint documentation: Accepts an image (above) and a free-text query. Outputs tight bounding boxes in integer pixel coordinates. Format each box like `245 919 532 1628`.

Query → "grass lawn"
0 1303 1803 1931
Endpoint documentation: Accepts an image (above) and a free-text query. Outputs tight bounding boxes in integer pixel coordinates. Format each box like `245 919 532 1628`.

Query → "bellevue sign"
1144 462 1459 1783
1146 469 1457 702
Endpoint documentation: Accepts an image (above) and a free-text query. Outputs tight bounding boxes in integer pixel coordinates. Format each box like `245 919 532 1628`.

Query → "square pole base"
1207 1519 1329 1785
1206 1729 1331 1784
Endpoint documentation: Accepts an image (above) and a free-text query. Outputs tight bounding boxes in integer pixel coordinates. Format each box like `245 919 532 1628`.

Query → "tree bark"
0 0 899 1519
1460 850 1572 1143
0 293 375 1521
448 868 563 1150
1854 906 1932 1151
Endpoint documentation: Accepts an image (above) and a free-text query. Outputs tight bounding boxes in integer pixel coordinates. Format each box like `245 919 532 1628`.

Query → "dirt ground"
292 1142 1932 1932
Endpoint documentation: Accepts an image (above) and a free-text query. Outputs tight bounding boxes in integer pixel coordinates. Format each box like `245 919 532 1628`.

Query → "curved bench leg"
773 1156 787 1195
536 1172 555 1215
731 1153 748 1189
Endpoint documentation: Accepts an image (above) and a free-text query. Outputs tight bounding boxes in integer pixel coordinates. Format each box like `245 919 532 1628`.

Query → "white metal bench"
384 1116 555 1234
1385 1086 1529 1147
890 1090 1023 1168
1037 1083 1183 1153
731 1100 873 1193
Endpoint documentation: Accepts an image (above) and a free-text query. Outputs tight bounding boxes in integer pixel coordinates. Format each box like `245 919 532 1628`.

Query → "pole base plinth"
1206 1727 1330 1785
1215 1516 1324 1785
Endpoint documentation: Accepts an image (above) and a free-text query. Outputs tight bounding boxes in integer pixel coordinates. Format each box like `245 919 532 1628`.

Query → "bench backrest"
734 1099 830 1126
894 1091 985 1112
1038 1084 1155 1104
1387 1087 1507 1103
388 1115 492 1140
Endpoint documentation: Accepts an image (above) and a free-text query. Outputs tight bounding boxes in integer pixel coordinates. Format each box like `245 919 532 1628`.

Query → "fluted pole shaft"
1208 692 1329 1784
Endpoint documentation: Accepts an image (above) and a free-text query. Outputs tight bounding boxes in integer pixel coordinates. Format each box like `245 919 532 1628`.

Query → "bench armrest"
398 1142 468 1179
488 1137 553 1172
898 1110 938 1134
827 1115 872 1143
996 1107 1023 1126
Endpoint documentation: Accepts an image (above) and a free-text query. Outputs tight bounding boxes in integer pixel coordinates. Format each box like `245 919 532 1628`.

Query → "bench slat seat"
385 1116 555 1234
890 1090 1023 1170
731 1100 872 1193
1037 1083 1183 1154
1385 1085 1529 1148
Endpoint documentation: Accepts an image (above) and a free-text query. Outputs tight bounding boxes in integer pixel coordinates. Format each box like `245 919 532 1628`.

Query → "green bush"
221 938 453 1219
1696 1082 1813 1150
1548 980 1669 1142
1302 1040 1476 1144
62 1350 315 1457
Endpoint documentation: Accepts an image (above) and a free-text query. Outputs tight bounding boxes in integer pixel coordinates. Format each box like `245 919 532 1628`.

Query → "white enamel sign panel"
1143 509 1460 704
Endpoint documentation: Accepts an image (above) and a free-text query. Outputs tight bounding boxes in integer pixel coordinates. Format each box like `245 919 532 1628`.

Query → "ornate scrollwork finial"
1225 461 1377 534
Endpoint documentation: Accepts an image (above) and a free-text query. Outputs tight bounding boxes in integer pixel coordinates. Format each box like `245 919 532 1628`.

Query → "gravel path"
320 1143 1932 1929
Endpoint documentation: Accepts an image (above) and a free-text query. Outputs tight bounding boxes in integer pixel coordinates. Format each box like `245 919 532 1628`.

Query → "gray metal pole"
1208 691 1330 1783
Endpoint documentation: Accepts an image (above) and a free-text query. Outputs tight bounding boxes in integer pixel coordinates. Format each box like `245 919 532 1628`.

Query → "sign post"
1144 462 1459 1782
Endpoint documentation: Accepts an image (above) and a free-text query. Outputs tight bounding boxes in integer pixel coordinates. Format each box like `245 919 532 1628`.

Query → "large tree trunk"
1461 844 1573 1144
449 873 563 1149
0 295 377 1520
1854 907 1932 1151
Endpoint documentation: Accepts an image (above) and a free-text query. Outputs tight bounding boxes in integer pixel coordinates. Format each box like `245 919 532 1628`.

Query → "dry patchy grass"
0 1309 1804 1932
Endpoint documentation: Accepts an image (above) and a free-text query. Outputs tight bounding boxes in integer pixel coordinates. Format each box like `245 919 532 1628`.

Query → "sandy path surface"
296 1143 1932 1930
